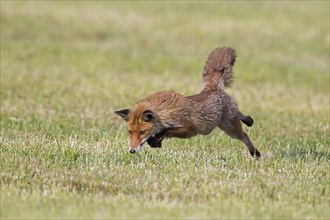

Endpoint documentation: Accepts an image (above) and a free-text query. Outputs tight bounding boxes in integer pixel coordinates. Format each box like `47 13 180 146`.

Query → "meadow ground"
1 1 329 219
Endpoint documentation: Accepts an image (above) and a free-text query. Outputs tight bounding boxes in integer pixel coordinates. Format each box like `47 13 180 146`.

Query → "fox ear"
142 110 155 122
114 109 130 121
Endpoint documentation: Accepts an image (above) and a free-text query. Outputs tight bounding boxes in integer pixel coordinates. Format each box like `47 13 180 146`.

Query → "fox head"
115 107 165 153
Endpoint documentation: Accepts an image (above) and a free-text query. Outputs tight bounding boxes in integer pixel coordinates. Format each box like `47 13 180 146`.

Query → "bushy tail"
202 47 236 91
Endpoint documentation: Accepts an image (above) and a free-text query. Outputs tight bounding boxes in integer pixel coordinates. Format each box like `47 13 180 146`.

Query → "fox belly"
165 114 217 138
167 125 199 138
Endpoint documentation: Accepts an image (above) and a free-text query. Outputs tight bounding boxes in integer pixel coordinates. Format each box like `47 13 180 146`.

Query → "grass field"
1 1 329 219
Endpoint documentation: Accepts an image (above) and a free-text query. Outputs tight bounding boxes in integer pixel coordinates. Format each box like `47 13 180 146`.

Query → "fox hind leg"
239 112 254 127
219 117 261 157
241 131 261 158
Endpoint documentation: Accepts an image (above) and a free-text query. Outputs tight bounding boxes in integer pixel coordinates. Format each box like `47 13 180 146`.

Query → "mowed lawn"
1 1 329 219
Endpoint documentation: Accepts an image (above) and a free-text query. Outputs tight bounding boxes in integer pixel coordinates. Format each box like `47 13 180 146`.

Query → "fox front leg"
147 136 163 148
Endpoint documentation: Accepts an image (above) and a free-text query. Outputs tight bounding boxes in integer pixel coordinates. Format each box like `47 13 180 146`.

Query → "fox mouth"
131 128 168 153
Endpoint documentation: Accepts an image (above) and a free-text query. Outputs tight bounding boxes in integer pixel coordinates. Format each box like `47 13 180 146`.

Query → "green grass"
1 1 329 219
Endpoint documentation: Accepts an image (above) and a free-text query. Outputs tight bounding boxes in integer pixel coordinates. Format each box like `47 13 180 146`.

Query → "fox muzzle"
128 129 161 154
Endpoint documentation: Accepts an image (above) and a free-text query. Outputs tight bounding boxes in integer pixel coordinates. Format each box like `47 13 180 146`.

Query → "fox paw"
147 137 162 148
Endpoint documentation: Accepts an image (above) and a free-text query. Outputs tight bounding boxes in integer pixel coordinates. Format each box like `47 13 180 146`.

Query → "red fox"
115 47 261 157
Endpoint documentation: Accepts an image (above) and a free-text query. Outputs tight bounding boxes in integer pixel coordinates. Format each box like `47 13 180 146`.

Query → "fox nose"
129 149 136 154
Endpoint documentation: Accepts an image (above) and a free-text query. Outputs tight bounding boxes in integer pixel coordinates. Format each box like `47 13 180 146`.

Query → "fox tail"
202 47 236 91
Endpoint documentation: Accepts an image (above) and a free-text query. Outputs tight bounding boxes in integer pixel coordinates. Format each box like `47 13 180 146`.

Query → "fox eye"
139 130 146 136
128 130 132 135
